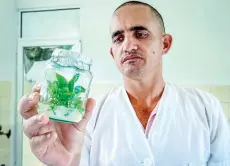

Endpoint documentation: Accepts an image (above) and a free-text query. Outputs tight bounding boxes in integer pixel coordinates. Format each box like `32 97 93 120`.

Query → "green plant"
46 72 86 116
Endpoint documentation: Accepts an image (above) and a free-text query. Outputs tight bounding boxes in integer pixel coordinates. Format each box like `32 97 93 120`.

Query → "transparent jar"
38 48 93 123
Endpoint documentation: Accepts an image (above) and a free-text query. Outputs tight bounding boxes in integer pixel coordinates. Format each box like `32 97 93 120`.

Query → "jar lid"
51 48 92 71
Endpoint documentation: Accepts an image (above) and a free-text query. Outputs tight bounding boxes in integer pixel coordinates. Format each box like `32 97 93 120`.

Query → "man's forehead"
110 5 153 33
114 4 151 16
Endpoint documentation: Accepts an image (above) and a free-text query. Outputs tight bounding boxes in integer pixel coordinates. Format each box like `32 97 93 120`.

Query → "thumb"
74 98 95 132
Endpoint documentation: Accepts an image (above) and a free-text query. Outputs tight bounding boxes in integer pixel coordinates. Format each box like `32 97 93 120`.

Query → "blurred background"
0 0 229 165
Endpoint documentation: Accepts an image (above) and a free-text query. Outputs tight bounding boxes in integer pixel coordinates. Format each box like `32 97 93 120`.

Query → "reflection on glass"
23 45 73 83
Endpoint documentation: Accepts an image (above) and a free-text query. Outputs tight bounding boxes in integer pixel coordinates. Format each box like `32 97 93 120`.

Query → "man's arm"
206 94 230 166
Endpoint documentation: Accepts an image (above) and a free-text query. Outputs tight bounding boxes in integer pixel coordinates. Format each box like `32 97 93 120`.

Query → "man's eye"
135 32 148 38
114 37 124 43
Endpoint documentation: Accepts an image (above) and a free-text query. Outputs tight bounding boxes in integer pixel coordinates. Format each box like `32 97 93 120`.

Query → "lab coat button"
143 158 152 166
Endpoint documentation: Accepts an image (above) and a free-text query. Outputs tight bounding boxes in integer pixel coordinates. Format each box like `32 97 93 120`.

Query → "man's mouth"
122 54 143 63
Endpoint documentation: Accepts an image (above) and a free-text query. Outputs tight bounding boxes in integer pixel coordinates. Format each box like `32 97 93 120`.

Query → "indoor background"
0 0 229 165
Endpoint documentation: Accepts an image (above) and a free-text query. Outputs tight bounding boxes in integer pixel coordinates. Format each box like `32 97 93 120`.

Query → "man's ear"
162 34 173 54
110 48 114 58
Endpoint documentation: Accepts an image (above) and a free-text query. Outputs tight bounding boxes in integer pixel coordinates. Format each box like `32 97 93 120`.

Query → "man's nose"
122 37 138 52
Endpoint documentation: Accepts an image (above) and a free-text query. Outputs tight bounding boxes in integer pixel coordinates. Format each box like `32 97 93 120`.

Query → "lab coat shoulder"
171 84 223 118
166 84 222 131
170 84 230 164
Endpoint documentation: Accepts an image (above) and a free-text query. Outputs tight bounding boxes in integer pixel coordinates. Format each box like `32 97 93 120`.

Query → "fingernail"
37 114 44 121
36 82 42 89
33 82 42 90
28 92 37 101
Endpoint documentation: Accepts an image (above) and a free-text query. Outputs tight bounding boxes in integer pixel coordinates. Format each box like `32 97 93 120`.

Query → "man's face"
110 5 171 79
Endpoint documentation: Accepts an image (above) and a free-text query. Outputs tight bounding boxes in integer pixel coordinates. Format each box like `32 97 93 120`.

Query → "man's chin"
122 68 144 78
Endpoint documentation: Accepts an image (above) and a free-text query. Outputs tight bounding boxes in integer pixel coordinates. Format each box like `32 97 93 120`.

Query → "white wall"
0 0 17 81
17 0 230 85
17 0 81 9
156 0 230 85
81 0 230 85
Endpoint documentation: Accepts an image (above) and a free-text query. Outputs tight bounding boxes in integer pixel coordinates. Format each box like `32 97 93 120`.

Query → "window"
21 8 80 38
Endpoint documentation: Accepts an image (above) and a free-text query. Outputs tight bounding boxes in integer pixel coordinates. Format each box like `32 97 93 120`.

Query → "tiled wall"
211 86 230 120
0 82 11 166
0 82 230 166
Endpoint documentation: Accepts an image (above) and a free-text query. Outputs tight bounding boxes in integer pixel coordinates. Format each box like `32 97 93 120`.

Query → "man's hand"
18 83 95 166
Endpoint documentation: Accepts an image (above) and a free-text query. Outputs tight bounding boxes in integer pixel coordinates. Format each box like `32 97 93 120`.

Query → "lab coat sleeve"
79 103 100 166
201 92 230 166
79 90 111 166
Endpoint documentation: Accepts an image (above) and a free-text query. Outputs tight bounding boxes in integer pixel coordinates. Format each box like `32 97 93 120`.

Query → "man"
18 1 230 166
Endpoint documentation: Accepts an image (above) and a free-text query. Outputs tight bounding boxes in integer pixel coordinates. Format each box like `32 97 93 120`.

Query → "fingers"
23 113 51 139
30 131 57 156
74 98 95 132
18 92 40 119
18 83 42 120
32 82 42 93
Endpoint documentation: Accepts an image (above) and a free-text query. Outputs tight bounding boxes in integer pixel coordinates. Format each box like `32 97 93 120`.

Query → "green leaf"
74 86 86 94
45 71 87 117
59 87 69 93
48 81 58 97
68 73 80 92
47 98 58 105
56 73 68 87
48 105 55 111
69 96 82 108
59 92 72 101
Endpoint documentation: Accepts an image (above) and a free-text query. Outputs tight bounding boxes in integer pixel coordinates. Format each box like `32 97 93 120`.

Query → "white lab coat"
80 83 230 166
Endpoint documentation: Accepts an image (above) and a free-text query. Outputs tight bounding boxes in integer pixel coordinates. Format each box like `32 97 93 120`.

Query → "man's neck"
123 75 165 129
123 75 165 107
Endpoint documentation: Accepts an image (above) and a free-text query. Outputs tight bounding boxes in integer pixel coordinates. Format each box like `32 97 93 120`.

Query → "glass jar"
38 48 93 123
